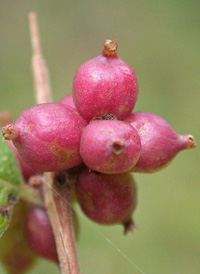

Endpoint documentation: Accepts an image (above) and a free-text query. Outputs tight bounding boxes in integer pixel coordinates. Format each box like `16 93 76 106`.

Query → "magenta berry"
125 112 196 173
76 168 137 233
2 103 87 172
24 207 58 263
59 93 76 109
24 206 79 263
73 40 138 121
80 120 141 174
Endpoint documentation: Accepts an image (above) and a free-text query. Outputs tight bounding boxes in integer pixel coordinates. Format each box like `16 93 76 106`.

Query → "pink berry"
2 103 87 172
59 93 76 109
23 206 80 263
125 112 196 173
24 207 58 263
76 168 137 234
80 120 141 174
73 40 138 121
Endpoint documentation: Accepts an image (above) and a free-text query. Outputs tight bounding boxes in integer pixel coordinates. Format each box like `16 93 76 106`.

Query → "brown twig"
45 172 80 274
28 12 80 274
29 12 52 104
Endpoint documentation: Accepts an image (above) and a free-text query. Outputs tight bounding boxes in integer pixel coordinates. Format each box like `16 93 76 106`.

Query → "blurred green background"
0 1 199 273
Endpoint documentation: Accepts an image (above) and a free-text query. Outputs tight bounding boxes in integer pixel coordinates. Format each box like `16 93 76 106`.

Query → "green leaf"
0 134 21 237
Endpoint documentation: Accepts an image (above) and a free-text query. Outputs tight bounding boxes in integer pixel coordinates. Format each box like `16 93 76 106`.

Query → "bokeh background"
0 1 199 273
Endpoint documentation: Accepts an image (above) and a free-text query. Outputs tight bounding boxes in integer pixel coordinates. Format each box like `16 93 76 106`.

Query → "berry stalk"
28 12 80 274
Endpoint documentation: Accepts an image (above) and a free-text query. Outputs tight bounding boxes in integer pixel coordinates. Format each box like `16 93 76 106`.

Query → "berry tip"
123 218 137 235
103 40 118 56
2 125 18 140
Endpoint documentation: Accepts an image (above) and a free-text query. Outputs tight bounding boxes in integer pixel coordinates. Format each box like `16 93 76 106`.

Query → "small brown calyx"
103 40 118 57
185 135 197 149
2 124 18 140
111 140 125 155
123 218 137 235
92 112 118 122
0 111 12 125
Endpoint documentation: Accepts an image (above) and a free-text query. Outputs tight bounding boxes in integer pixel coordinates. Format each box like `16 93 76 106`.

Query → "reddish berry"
76 168 137 234
73 40 138 121
125 112 196 173
24 206 80 263
59 93 76 109
80 120 141 174
2 103 87 172
24 207 58 263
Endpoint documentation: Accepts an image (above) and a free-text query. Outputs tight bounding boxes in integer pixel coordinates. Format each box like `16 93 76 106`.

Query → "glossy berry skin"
76 168 137 232
24 207 58 263
125 112 196 173
7 141 35 181
80 120 141 174
10 103 87 172
59 93 76 109
73 41 138 121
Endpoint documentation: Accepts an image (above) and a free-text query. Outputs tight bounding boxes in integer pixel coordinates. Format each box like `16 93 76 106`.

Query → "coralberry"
125 112 196 173
24 206 79 263
2 103 87 172
24 207 59 263
80 120 141 174
76 168 137 233
73 40 138 121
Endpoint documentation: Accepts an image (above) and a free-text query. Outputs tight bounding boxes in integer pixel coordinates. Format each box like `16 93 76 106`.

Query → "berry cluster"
2 40 196 252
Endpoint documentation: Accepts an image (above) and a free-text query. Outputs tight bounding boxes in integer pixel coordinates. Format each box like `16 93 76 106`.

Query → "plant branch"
44 172 80 274
29 12 52 104
28 12 80 274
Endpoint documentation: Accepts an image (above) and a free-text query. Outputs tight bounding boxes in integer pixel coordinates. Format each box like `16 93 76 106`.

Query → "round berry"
73 40 138 121
76 168 137 233
2 103 87 172
125 112 196 173
80 120 141 174
24 207 58 263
